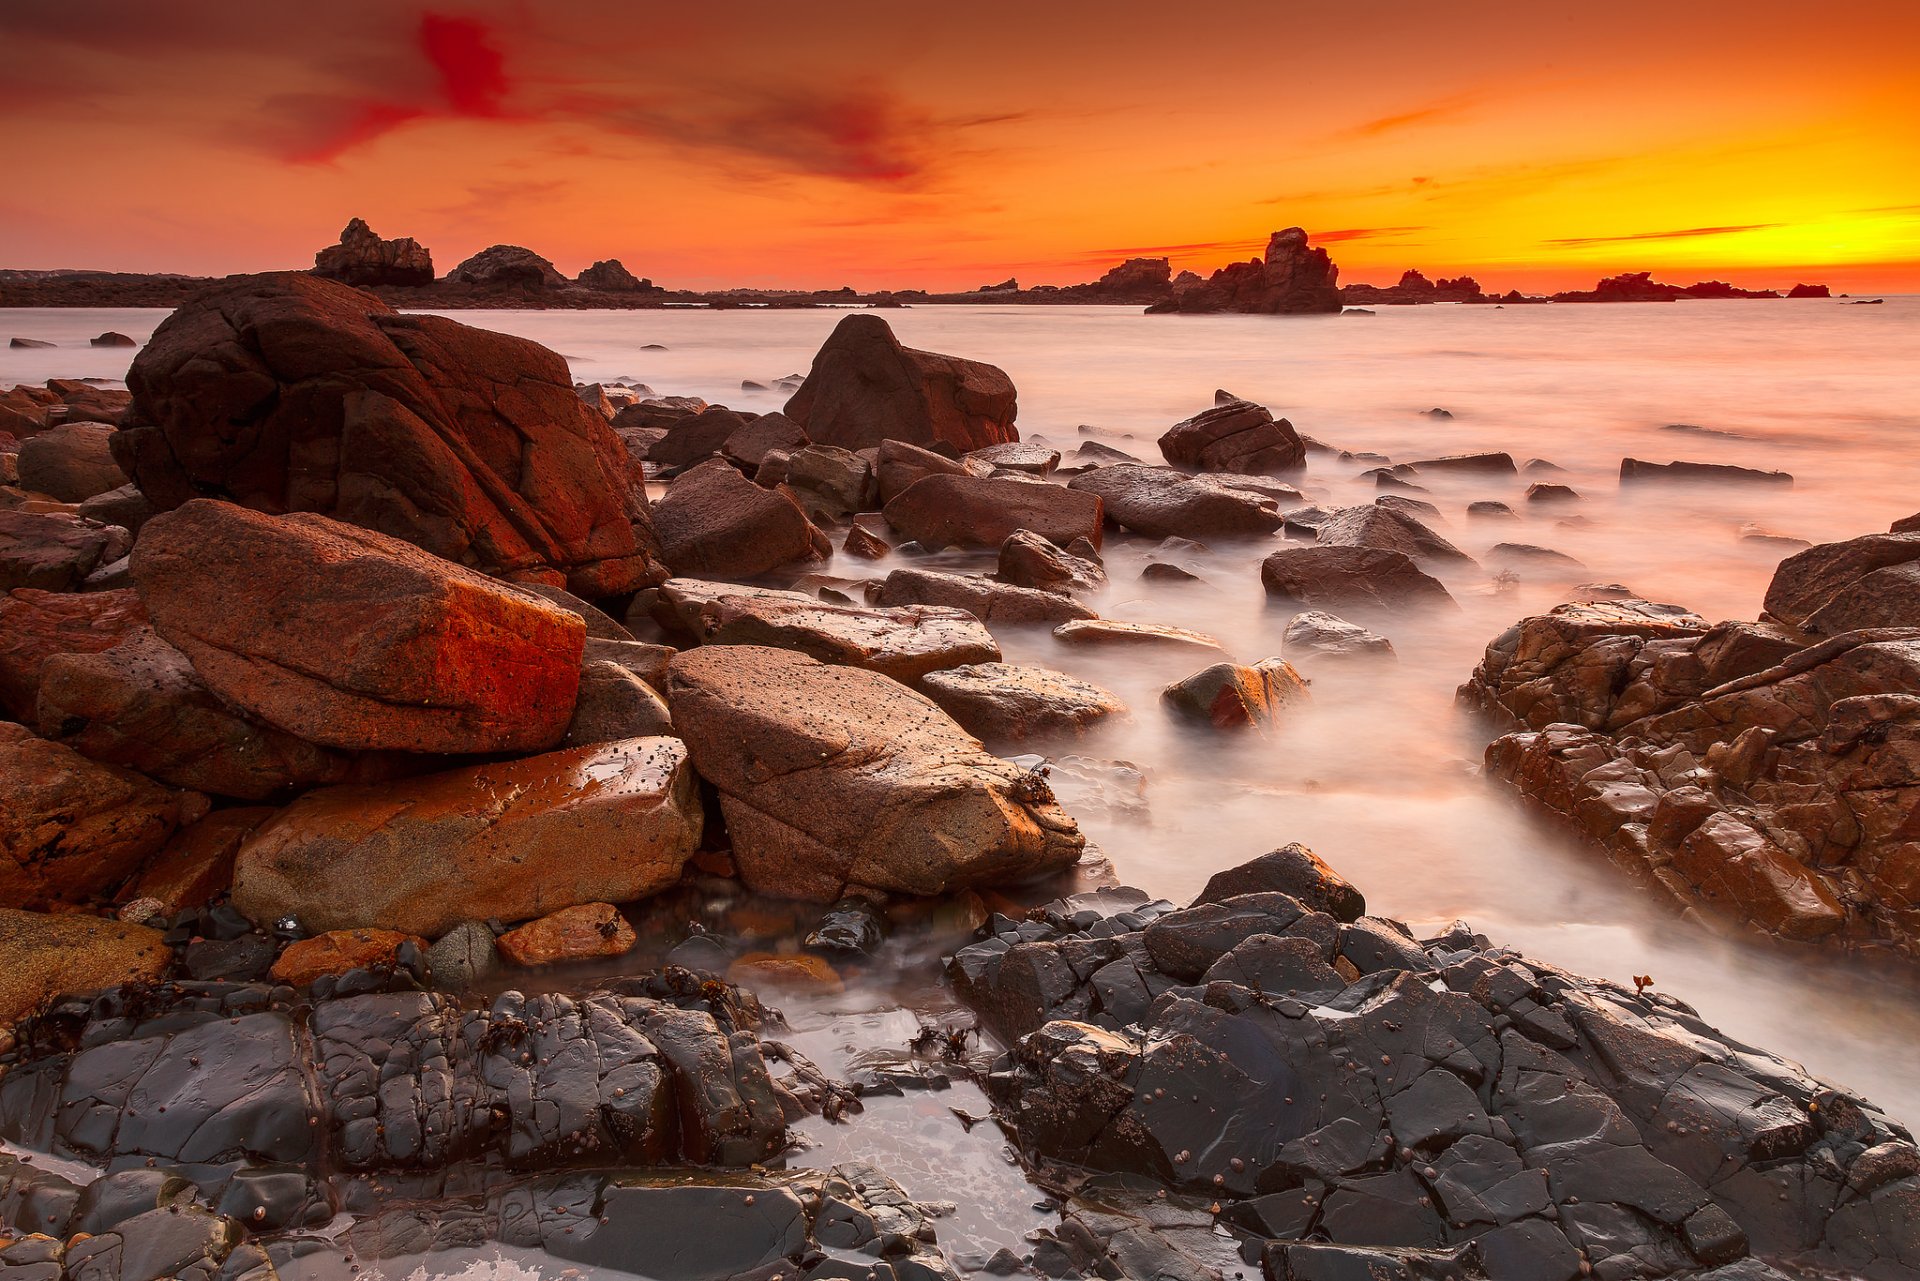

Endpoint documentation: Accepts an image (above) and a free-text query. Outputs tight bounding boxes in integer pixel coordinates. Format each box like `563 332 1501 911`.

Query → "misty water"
6 298 1918 1275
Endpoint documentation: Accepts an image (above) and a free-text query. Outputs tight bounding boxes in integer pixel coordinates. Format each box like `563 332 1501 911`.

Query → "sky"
3 0 1918 292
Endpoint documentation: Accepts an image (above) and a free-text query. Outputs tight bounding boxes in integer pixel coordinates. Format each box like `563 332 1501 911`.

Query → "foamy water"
6 299 1917 1136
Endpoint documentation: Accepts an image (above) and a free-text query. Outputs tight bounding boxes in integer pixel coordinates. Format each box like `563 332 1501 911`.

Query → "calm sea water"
6 299 1918 1136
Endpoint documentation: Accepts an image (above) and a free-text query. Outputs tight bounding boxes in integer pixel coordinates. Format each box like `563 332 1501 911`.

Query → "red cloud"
419 13 508 116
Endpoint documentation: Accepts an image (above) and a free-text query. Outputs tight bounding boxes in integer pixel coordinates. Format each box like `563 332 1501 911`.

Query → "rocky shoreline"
2 274 1916 1280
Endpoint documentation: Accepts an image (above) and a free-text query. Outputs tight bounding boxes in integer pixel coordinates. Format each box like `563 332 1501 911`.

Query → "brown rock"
0 909 170 1029
445 244 567 289
114 273 665 595
1162 658 1310 730
872 567 1097 626
576 259 649 292
0 509 131 591
919 662 1127 742
666 646 1084 900
312 217 434 287
232 736 702 937
125 807 275 914
969 441 1059 474
77 482 157 534
722 411 809 470
270 927 428 986
1620 459 1793 487
843 523 891 560
0 586 148 720
647 407 756 468
652 459 823 579
1315 504 1475 567
785 314 1018 452
1052 618 1227 654
1763 533 1920 634
1150 227 1342 314
997 529 1107 595
884 474 1103 550
1068 464 1285 539
36 627 355 800
496 903 637 966
726 952 844 993
1158 401 1306 475
783 444 876 520
874 438 987 504
16 422 126 502
1260 546 1456 613
650 579 999 685
131 500 585 755
566 659 675 745
0 722 188 908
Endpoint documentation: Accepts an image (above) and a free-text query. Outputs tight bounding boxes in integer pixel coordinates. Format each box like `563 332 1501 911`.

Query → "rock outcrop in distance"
444 243 570 290
1148 227 1344 314
1549 271 1833 303
1342 268 1488 305
1460 526 1920 962
310 217 433 287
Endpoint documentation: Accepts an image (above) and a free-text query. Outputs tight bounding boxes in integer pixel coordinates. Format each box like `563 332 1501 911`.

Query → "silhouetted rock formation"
1342 269 1488 305
1551 271 1829 303
1148 228 1342 314
1789 282 1833 298
446 244 568 290
577 259 653 292
311 218 434 288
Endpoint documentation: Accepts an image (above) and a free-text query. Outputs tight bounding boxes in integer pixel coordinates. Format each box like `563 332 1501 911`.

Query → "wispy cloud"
1336 91 1487 140
1314 226 1431 242
1545 223 1782 247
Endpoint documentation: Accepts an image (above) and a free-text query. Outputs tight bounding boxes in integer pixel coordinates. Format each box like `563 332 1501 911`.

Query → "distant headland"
0 218 1837 312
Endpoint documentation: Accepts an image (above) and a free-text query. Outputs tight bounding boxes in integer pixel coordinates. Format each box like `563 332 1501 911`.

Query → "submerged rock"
1159 400 1306 475
1282 610 1396 661
666 645 1085 900
919 662 1128 742
872 566 1097 626
1068 463 1285 539
997 528 1107 595
1162 658 1311 730
1262 546 1456 614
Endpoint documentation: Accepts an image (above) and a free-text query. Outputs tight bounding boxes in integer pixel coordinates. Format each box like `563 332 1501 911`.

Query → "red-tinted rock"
1159 401 1305 475
652 459 823 579
114 273 665 594
1162 658 1310 730
497 903 637 966
919 662 1126 742
125 807 275 914
16 422 125 502
131 500 585 755
1068 464 1284 539
873 567 1096 626
1261 546 1456 613
1763 532 1920 634
0 909 170 1030
785 314 1017 452
311 218 434 287
0 510 130 591
271 927 428 985
884 474 1103 550
445 244 567 289
0 587 148 720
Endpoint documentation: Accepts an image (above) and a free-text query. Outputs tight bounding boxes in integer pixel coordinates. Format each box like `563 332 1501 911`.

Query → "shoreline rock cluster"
0 274 1914 1280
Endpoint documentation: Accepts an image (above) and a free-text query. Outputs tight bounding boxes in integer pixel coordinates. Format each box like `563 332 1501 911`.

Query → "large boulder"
1149 228 1343 315
1316 504 1475 567
1763 532 1920 634
872 567 1097 626
648 579 998 685
311 218 434 288
35 627 355 801
113 273 665 595
884 474 1103 550
16 422 125 501
647 407 756 468
0 909 170 1031
0 722 189 909
1261 546 1456 613
444 244 568 290
131 500 586 755
0 510 130 591
784 314 1017 452
232 737 702 937
1067 464 1285 539
666 646 1085 899
651 459 822 579
1158 401 1306 475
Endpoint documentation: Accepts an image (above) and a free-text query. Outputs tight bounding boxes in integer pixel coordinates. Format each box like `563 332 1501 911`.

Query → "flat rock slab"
872 567 1096 626
667 645 1085 900
232 736 702 937
132 499 585 755
919 662 1128 742
884 473 1104 551
1053 618 1228 654
653 578 999 685
1068 464 1283 540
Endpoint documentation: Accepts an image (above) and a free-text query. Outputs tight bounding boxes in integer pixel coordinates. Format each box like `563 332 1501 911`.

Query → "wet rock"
1067 464 1284 539
884 473 1103 551
1762 531 1920 633
785 314 1018 452
1158 400 1305 475
91 331 138 348
132 500 585 755
0 722 189 909
843 522 892 559
1316 504 1475 568
34 626 355 801
114 273 666 594
232 736 702 936
653 458 824 579
873 567 1097 626
1193 843 1366 922
920 662 1127 742
1620 459 1793 487
1162 658 1309 730
1261 547 1456 613
0 510 130 591
496 903 636 966
537 1176 812 1277
1053 618 1228 654
270 928 428 987
997 528 1107 595
727 952 844 994
1468 500 1517 520
0 909 169 1029
805 897 889 958
651 578 999 685
1486 542 1586 574
1282 610 1395 661
666 645 1084 900
1397 452 1517 477
15 422 125 502
1527 482 1581 504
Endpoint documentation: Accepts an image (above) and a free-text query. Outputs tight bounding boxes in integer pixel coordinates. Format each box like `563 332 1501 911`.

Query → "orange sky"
4 0 1918 292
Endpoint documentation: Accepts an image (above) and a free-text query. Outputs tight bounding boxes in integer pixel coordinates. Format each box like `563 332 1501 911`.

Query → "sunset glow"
4 0 1917 291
